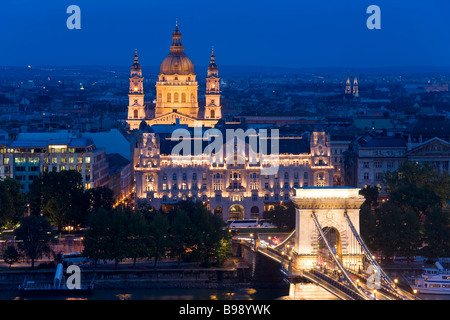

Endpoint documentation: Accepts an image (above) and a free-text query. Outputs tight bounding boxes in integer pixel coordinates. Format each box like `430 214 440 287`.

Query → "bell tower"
127 49 146 130
353 76 359 98
205 48 221 120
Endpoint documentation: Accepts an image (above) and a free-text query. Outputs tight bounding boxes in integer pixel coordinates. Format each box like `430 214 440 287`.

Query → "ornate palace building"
128 24 335 221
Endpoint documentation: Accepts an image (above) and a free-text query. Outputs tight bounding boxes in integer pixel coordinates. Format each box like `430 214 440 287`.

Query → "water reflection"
0 287 288 301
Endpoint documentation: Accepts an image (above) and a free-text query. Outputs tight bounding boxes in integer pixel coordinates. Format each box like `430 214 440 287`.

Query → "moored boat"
410 262 450 295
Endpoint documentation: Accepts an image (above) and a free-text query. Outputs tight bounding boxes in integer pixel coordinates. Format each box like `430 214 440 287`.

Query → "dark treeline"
360 161 450 261
1 170 231 269
82 201 231 268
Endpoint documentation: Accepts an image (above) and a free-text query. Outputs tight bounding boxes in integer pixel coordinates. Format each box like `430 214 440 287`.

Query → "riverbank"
0 257 288 292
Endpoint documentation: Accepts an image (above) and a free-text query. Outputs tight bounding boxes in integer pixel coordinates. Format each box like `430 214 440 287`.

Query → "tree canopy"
360 161 450 260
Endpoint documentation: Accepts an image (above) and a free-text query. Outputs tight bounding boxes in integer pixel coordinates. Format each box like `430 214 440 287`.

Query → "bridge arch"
318 227 342 264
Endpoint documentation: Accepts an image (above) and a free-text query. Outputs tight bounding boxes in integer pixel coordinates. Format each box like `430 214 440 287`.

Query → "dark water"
0 287 290 300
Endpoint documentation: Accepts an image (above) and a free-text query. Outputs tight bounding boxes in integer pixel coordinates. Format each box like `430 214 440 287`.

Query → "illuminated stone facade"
127 25 220 130
291 187 365 271
134 125 335 221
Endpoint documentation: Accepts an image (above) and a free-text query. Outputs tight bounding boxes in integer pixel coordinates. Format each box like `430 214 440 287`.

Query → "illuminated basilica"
127 24 334 221
127 23 221 130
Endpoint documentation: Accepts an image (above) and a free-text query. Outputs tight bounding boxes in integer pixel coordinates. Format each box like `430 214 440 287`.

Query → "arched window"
167 93 171 103
133 109 138 119
210 109 215 119
181 93 186 103
174 92 179 103
250 206 259 219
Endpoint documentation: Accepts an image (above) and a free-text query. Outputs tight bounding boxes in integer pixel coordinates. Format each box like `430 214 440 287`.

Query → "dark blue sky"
1 0 449 69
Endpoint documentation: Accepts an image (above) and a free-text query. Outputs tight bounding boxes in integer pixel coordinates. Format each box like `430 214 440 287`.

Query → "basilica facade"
127 24 221 130
128 25 335 221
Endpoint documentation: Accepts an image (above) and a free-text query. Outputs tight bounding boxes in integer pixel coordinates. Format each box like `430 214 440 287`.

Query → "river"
0 287 291 300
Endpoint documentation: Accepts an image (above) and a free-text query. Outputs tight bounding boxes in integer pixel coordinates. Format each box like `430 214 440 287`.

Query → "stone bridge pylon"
290 187 366 273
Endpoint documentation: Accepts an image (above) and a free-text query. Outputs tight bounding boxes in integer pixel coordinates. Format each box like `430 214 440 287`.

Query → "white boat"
410 262 450 295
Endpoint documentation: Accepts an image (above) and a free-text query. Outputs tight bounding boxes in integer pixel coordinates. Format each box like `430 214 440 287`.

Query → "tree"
147 212 170 267
127 211 150 267
263 202 296 231
84 186 114 212
105 208 130 268
373 161 450 260
14 215 54 268
169 209 195 265
359 186 380 250
3 245 20 268
28 170 85 230
167 200 230 266
422 206 450 259
384 161 450 206
0 178 26 229
82 208 110 267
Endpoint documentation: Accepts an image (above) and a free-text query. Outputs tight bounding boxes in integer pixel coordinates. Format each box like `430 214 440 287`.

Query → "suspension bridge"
238 187 416 300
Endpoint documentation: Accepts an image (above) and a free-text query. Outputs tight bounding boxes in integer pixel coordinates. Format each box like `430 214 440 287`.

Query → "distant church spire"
353 76 359 98
345 76 352 95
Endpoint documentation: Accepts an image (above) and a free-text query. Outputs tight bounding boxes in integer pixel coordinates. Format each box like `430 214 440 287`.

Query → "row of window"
158 92 196 103
158 193 291 203
155 181 309 191
155 171 310 181
363 172 383 181
362 161 396 169
8 156 91 165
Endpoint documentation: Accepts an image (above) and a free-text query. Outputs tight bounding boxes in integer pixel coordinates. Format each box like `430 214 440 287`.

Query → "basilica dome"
160 25 195 75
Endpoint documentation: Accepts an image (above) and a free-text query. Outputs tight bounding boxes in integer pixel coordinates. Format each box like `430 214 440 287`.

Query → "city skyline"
1 0 449 69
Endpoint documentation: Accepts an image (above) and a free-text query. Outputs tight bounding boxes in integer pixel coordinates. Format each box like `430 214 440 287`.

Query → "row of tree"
0 170 115 231
3 200 231 269
82 201 231 268
360 161 450 260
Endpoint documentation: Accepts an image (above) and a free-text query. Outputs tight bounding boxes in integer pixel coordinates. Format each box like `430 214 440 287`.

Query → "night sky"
0 0 449 69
